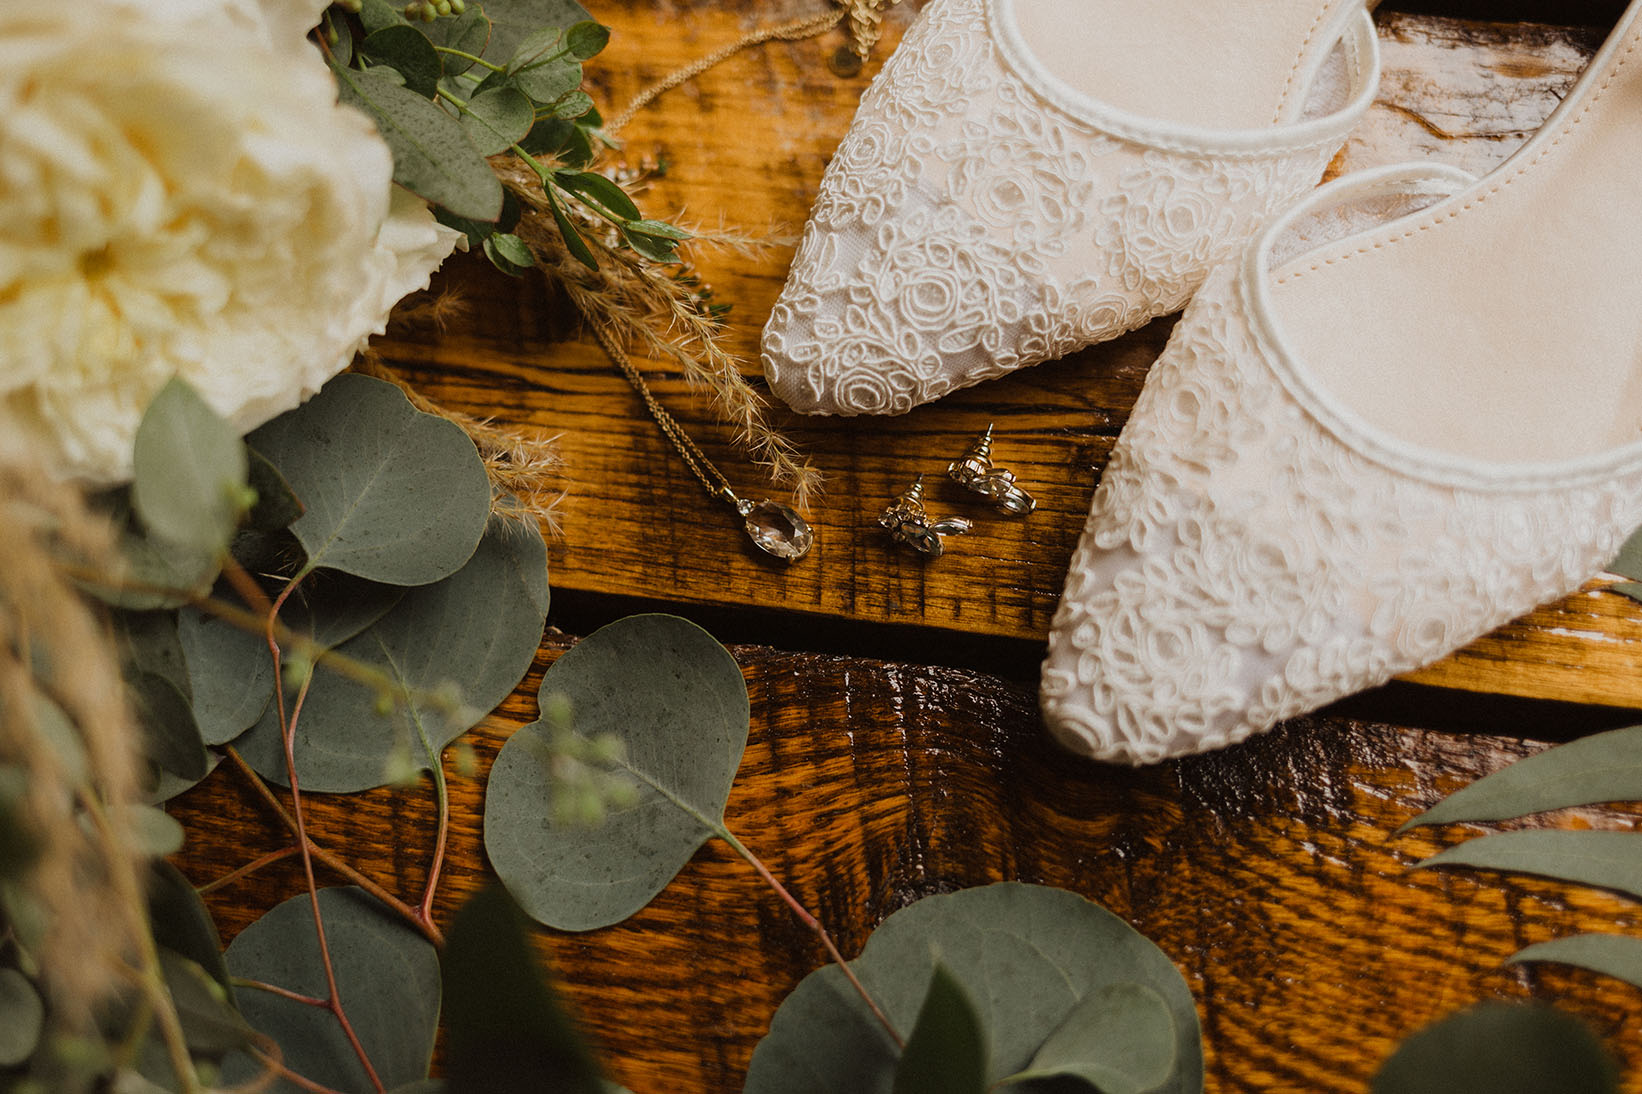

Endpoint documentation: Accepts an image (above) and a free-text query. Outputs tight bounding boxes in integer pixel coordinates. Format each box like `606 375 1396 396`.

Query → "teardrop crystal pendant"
738 498 814 561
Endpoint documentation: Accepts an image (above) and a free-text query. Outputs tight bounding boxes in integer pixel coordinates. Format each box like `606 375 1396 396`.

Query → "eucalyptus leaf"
101 519 221 612
555 170 638 220
148 860 231 993
1508 932 1642 991
442 885 606 1094
744 883 1202 1094
128 671 209 782
178 604 274 746
115 611 191 700
1401 726 1642 832
1417 830 1642 901
362 24 443 99
1609 581 1642 604
158 948 257 1057
484 614 748 931
424 4 490 74
223 888 440 1093
893 963 986 1094
131 379 248 557
280 571 408 652
248 373 491 587
507 30 583 105
329 14 355 67
564 20 609 60
332 64 502 221
1004 982 1177 1093
481 0 591 63
1372 1002 1618 1094
120 804 185 856
462 86 535 154
359 0 411 33
0 967 43 1067
237 515 547 793
245 446 304 532
1608 524 1642 580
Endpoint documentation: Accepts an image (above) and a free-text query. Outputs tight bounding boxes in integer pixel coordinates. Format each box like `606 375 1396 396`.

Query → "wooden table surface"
169 4 1642 1093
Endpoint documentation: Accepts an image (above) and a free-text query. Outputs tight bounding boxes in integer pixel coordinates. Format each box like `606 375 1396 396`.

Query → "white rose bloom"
0 0 463 483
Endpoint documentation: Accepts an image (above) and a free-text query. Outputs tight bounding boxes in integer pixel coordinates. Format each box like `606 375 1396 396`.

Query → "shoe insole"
1268 8 1642 464
1011 0 1357 129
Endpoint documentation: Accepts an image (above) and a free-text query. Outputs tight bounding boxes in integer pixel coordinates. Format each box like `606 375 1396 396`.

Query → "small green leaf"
1608 524 1642 580
1004 982 1177 1093
1373 1002 1618 1094
1509 933 1642 992
484 615 748 931
1400 726 1642 833
620 227 678 264
551 89 594 118
0 968 43 1067
554 170 639 220
327 16 355 67
333 64 503 221
223 888 440 1092
483 232 536 276
248 374 491 586
129 671 209 781
546 189 597 269
564 20 609 60
362 24 444 98
462 86 535 154
1416 830 1642 901
178 603 274 747
893 964 986 1094
115 610 192 700
131 379 248 557
625 218 691 241
745 884 1202 1094
442 885 607 1094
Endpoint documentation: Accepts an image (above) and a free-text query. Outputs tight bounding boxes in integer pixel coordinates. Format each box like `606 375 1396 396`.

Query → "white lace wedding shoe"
761 0 1380 416
1041 2 1642 765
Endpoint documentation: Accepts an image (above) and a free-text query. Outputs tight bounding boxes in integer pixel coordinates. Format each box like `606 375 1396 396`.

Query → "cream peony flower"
0 0 461 483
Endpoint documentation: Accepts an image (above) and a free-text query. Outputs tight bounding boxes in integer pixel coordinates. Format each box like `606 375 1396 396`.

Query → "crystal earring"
879 475 972 557
947 424 1036 515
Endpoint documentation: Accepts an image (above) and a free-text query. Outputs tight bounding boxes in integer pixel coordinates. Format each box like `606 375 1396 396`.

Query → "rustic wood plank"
375 8 1642 706
169 638 1642 1093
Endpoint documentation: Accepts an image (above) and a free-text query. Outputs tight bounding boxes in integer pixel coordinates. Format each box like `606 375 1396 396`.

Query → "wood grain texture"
373 6 1642 708
170 637 1642 1094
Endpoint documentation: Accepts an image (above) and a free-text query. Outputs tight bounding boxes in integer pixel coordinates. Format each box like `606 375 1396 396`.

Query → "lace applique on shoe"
762 0 1377 416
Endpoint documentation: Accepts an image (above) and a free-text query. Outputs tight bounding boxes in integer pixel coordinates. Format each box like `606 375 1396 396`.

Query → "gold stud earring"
947 424 1036 516
879 475 972 557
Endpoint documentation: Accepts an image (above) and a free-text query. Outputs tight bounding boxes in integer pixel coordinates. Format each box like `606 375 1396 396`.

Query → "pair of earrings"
880 425 1036 558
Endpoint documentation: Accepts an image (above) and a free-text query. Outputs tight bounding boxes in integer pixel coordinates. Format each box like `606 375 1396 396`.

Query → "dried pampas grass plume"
0 462 147 1028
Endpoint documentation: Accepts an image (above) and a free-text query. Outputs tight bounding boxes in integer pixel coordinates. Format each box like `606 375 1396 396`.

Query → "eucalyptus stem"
197 846 302 896
234 977 328 1008
268 573 387 1094
246 1046 349 1094
431 45 505 72
223 748 446 947
717 828 905 1051
414 724 451 926
619 763 904 1049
